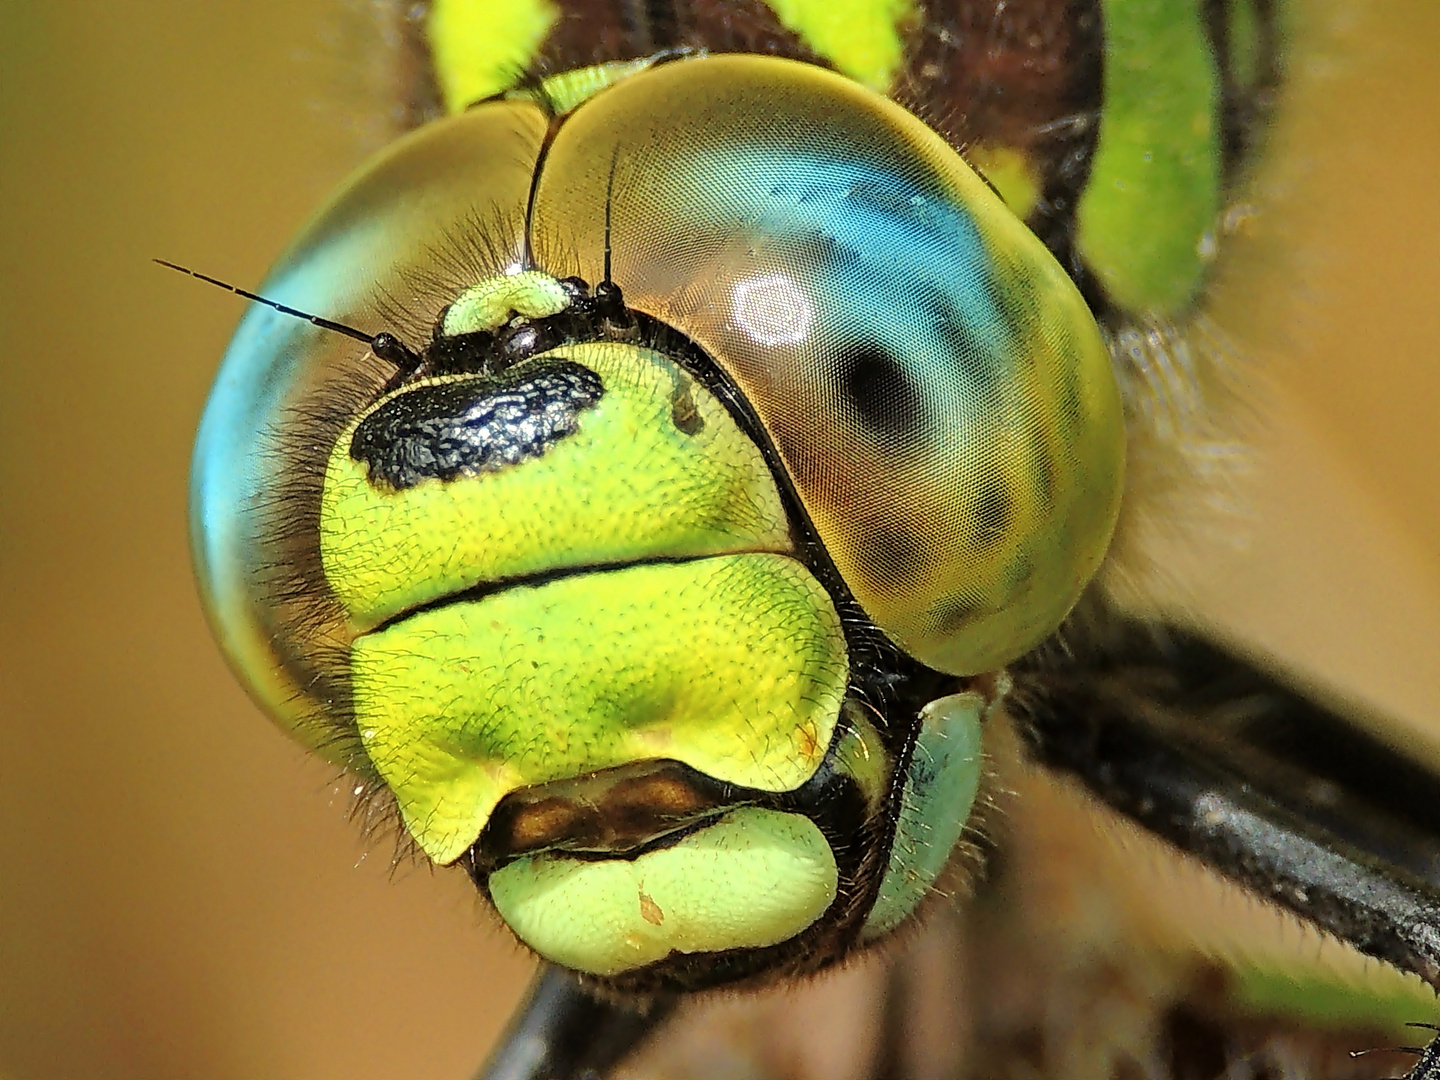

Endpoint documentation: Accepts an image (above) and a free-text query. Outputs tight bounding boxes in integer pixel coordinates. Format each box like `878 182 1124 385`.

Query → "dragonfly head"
191 54 1124 991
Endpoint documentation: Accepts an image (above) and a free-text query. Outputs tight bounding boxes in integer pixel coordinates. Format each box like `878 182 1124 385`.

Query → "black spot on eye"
837 346 923 437
855 526 924 588
932 597 978 638
969 480 1015 550
350 361 604 491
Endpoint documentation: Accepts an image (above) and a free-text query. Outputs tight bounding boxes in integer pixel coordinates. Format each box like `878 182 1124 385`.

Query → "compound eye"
191 101 546 748
533 55 1126 675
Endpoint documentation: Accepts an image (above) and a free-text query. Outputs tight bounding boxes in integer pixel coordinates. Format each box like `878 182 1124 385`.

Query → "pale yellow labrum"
489 808 838 974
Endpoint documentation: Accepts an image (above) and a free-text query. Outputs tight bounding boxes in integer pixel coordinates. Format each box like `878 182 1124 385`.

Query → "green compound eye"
531 55 1125 677
191 54 1123 989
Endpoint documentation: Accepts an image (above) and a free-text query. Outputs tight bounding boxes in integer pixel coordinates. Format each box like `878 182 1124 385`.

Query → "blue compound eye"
532 54 1125 675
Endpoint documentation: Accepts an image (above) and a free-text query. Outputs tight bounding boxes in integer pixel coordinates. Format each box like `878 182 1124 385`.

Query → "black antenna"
603 143 620 286
592 144 632 330
154 259 422 374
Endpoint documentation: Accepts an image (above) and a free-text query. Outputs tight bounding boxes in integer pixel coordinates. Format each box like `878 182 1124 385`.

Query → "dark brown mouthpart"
473 758 750 872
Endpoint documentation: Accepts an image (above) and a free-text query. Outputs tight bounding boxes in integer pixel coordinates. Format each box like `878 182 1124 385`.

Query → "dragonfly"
181 1 1440 1077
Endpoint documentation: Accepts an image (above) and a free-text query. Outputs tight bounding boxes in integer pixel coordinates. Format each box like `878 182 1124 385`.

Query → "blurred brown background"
0 3 1436 1079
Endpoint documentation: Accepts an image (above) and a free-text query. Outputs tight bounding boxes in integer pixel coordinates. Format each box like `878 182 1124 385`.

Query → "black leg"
1013 613 1440 1079
475 964 674 1080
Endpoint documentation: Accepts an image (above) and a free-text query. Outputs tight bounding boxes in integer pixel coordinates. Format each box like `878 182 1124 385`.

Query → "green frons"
352 554 847 864
320 342 792 630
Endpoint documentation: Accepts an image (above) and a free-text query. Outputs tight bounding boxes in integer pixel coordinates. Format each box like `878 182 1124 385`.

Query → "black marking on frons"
669 369 704 435
350 360 603 490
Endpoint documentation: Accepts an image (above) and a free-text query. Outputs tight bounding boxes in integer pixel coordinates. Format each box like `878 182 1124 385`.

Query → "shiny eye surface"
192 52 1123 990
531 56 1126 677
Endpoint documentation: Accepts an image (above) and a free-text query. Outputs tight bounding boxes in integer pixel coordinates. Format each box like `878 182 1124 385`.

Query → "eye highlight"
731 273 813 345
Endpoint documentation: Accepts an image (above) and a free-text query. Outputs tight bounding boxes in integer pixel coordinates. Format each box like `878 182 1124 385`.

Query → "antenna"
603 143 620 286
591 143 633 330
154 259 422 374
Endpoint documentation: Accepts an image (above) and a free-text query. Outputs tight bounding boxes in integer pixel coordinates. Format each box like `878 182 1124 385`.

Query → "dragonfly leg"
1014 613 1440 1076
474 963 674 1080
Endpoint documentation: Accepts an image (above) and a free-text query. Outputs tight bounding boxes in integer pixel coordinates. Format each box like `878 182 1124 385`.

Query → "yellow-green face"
191 14 1140 990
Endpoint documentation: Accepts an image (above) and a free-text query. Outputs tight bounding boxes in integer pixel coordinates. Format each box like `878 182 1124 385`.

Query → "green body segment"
1077 0 1222 314
428 0 558 112
321 342 792 630
862 690 985 940
490 807 838 975
352 554 848 864
763 0 913 90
